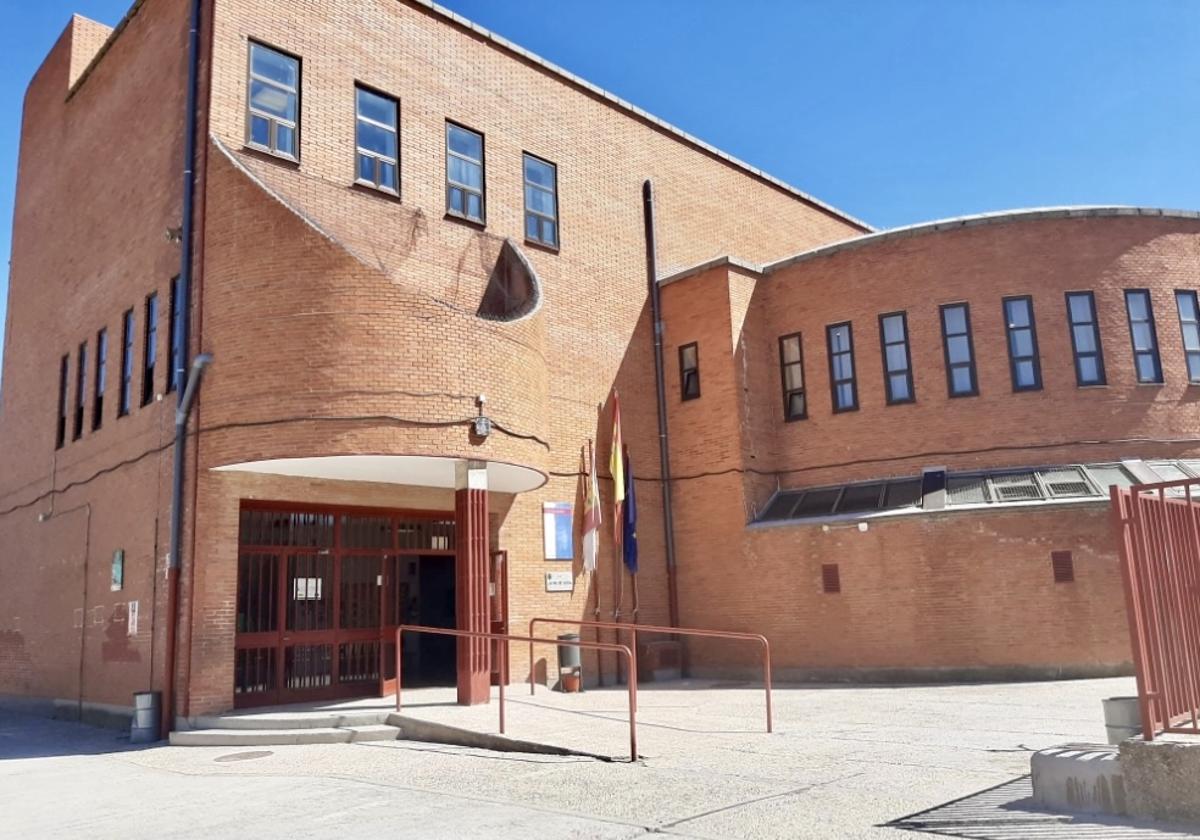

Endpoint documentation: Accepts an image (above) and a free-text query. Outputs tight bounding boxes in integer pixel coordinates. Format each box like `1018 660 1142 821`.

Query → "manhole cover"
214 750 273 763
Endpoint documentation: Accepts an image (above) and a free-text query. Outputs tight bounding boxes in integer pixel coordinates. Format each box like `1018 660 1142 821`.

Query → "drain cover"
214 750 273 763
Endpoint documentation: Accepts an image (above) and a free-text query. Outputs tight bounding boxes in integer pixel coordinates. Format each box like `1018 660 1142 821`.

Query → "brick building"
1 0 1197 729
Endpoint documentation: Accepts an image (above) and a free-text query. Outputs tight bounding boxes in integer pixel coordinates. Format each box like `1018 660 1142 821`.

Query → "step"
170 723 402 747
185 710 393 731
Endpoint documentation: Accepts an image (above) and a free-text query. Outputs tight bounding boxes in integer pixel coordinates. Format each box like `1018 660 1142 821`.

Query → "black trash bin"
130 691 161 744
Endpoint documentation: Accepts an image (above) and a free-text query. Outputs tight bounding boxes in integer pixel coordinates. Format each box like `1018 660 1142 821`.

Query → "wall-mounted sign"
543 502 574 561
545 571 574 593
111 549 124 591
128 600 139 637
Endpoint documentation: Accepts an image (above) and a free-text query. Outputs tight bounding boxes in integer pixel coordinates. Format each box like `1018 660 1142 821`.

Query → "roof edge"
658 255 764 287
406 0 872 233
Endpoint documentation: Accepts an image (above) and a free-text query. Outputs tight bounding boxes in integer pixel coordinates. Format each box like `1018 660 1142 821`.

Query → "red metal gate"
1112 482 1200 739
233 503 455 708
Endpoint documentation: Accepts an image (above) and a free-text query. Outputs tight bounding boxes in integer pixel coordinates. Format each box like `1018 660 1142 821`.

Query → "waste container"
130 691 161 744
557 633 582 671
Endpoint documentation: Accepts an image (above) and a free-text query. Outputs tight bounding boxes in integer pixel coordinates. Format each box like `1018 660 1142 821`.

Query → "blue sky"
1 1 1198 381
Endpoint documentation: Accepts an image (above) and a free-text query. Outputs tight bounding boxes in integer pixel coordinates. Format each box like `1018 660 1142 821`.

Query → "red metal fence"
1112 482 1200 740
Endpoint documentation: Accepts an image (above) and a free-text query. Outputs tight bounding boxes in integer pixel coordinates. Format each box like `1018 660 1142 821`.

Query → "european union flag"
622 448 638 574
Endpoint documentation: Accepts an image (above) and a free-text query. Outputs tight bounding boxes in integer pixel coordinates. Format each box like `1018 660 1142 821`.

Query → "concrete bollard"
1102 696 1142 745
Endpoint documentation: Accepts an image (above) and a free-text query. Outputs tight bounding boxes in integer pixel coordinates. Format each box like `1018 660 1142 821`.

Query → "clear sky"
1 1 1198 383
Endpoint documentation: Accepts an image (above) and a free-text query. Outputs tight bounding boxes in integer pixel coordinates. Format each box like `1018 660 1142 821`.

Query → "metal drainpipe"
642 181 680 627
160 0 204 742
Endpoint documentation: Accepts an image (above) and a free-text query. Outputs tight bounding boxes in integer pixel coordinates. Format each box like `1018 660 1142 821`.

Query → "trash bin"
130 691 161 744
557 633 582 671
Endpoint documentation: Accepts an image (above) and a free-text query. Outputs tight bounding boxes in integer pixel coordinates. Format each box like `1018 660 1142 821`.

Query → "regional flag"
582 444 601 573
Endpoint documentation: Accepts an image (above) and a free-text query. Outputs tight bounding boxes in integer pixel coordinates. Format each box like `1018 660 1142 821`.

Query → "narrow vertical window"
1125 290 1162 384
56 355 69 449
679 342 700 401
142 293 158 406
826 322 858 412
1003 296 1042 391
1066 291 1106 386
119 309 134 417
167 276 182 394
779 333 806 420
940 303 978 397
878 312 914 404
93 328 107 430
1176 290 1200 383
355 86 398 194
523 153 558 248
247 42 300 160
73 341 87 440
445 122 484 223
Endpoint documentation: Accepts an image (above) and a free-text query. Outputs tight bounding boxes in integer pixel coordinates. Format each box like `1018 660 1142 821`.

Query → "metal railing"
395 624 638 759
1112 481 1200 740
528 617 773 733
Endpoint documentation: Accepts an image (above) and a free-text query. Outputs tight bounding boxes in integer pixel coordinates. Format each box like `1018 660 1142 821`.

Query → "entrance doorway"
233 504 457 708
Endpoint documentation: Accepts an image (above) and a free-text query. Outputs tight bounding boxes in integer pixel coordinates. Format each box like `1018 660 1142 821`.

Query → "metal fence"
1112 481 1200 739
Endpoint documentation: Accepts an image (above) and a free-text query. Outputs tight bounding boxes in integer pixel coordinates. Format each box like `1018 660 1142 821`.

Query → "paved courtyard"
3 676 1198 839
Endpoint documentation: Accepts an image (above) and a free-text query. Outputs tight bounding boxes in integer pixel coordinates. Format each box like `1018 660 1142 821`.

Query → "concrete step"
170 723 402 747
185 710 393 731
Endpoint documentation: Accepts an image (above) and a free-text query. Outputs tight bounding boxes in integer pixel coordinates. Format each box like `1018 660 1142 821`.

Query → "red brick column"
455 461 490 705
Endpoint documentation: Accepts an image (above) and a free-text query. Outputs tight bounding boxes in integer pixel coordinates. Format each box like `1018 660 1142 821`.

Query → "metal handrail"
395 624 638 759
528 617 773 733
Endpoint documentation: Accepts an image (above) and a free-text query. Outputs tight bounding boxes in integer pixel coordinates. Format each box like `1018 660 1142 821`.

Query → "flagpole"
587 438 604 688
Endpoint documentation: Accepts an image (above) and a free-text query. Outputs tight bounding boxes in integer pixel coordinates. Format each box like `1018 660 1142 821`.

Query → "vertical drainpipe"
161 0 204 741
642 181 680 627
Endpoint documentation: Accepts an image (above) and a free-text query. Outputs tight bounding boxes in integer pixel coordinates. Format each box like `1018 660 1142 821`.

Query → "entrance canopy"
212 455 546 493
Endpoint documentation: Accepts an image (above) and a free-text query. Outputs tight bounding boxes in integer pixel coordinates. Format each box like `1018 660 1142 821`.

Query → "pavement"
3 675 1197 839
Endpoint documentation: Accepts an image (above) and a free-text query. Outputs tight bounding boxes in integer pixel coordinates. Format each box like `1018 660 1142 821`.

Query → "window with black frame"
93 328 107 430
119 309 134 417
523 154 558 248
679 342 700 401
73 341 86 440
940 303 978 397
355 86 398 194
246 42 300 160
1176 290 1200 383
826 322 858 412
56 354 68 449
878 312 914 404
1125 289 1162 383
1065 291 1106 386
1003 296 1042 391
779 333 806 420
142 293 158 407
446 122 485 223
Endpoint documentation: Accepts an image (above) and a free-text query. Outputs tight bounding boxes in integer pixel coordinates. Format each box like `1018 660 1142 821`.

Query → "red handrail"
528 617 773 733
395 624 638 760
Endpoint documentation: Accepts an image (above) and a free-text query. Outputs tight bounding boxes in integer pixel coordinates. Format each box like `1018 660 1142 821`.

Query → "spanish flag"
610 390 625 505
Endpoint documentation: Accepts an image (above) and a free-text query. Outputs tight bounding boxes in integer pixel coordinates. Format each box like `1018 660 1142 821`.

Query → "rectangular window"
679 342 700 401
446 122 484 223
1176 290 1200 383
56 354 69 449
778 333 806 420
355 86 398 194
167 276 182 394
826 322 858 412
142 293 158 406
247 42 300 160
73 341 87 441
1003 296 1042 391
523 153 558 248
878 312 914 404
1065 291 1106 386
1125 289 1163 383
119 309 134 417
940 303 978 397
93 328 107 430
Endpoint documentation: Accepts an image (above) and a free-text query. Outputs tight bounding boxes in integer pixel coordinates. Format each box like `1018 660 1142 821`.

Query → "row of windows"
55 280 182 449
246 42 561 248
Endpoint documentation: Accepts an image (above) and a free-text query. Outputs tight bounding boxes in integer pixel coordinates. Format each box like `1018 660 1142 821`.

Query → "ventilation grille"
821 564 841 594
1052 551 1075 583
1039 467 1095 498
990 472 1042 502
947 475 989 505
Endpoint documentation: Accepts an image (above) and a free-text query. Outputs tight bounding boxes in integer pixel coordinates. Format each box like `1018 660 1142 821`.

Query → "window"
167 276 182 394
679 342 700 400
73 341 87 440
355 86 398 194
247 42 299 160
940 303 978 397
1066 292 1106 386
878 312 914 404
56 355 69 449
1176 290 1200 383
523 154 558 247
119 309 134 417
1003 296 1042 391
1125 290 1162 383
826 322 858 412
93 328 107 430
142 293 158 407
446 122 484 222
778 333 806 420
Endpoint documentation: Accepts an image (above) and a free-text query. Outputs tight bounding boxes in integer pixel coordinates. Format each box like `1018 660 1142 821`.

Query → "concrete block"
169 724 401 747
1031 743 1126 815
1121 733 1200 825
